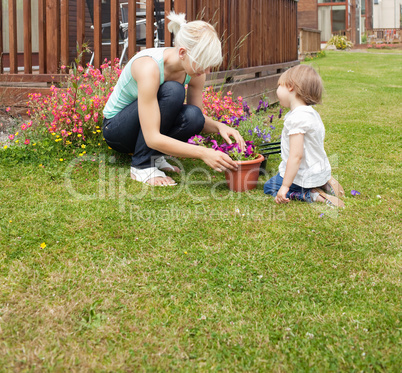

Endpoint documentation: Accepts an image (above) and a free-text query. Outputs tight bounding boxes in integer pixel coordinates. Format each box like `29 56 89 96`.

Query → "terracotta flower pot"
225 154 265 192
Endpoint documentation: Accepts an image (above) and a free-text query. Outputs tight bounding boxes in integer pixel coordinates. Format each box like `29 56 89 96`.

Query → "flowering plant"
5 48 121 151
188 135 258 161
27 57 121 147
202 87 246 126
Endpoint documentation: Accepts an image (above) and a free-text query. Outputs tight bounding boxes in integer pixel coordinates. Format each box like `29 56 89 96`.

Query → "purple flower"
248 129 253 136
278 108 283 119
269 115 274 123
210 139 219 150
188 135 206 146
351 190 361 196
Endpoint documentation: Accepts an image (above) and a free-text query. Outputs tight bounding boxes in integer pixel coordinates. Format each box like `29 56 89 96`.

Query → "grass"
0 51 401 372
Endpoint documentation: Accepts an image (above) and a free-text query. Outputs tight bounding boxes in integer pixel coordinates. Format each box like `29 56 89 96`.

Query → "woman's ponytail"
167 11 187 36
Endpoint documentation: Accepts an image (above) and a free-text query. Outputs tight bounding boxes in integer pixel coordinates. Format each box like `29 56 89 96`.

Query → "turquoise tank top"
103 47 192 119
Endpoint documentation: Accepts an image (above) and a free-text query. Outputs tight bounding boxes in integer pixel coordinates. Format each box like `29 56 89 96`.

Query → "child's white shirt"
278 105 331 188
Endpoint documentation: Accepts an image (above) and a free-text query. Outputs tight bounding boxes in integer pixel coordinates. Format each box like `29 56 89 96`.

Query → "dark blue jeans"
103 81 205 168
264 173 313 202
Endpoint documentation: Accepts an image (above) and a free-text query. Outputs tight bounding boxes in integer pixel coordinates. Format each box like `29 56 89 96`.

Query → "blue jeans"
264 173 313 202
103 81 205 168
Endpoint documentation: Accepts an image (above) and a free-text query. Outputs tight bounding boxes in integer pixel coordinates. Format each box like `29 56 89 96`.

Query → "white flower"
306 332 314 339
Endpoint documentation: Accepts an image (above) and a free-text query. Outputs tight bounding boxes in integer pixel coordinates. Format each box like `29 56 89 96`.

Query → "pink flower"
84 114 91 122
21 123 27 131
8 134 15 140
24 139 30 145
6 107 10 112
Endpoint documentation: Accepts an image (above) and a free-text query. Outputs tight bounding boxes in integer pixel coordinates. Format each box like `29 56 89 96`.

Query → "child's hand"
275 186 290 204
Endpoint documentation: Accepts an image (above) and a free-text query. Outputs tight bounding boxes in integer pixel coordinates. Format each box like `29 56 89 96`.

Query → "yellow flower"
39 164 43 167
96 130 101 133
9 220 12 223
79 153 83 157
32 143 36 146
77 134 82 137
81 144 86 149
40 242 46 249
52 133 56 136
3 145 7 149
96 126 100 129
98 143 101 146
15 132 19 136
59 158 64 161
82 151 86 154
15 140 19 144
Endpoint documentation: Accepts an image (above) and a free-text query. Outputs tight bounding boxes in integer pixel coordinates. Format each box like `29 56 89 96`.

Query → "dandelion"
40 242 46 249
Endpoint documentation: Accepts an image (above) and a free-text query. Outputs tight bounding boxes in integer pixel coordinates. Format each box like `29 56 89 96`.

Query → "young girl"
264 64 345 207
103 12 244 186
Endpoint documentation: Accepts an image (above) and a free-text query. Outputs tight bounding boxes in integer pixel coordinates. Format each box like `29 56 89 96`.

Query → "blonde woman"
103 12 245 186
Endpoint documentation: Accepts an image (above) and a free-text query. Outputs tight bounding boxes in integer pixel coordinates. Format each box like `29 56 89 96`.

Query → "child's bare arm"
275 134 304 204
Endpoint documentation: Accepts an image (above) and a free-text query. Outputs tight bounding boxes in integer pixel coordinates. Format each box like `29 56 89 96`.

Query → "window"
332 5 346 32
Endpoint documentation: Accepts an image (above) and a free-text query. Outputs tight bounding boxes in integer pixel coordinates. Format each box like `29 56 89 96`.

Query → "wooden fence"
0 0 299 108
298 28 321 58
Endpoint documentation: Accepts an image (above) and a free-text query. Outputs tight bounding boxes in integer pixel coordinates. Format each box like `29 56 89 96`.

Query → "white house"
373 0 402 28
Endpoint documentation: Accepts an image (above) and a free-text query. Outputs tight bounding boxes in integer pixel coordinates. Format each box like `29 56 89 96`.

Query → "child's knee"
263 180 277 196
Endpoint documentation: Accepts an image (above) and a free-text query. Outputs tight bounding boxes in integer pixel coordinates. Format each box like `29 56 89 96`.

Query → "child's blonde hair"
167 12 223 71
278 65 323 105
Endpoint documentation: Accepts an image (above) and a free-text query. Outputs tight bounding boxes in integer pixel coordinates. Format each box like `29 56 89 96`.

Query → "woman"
103 12 245 186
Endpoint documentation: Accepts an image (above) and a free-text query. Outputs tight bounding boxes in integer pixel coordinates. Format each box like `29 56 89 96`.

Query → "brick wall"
297 0 318 29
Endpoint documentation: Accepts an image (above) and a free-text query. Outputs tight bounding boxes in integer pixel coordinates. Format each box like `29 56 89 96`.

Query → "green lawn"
0 51 401 371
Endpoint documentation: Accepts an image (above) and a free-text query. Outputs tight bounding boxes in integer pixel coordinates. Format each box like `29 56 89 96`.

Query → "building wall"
297 0 319 29
373 0 402 28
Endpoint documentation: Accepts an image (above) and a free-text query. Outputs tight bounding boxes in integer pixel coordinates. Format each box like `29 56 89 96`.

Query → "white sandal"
154 156 179 172
130 166 177 186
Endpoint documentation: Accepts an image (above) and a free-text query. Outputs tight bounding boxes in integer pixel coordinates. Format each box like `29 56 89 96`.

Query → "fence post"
110 0 119 64
38 0 46 73
23 0 32 73
93 0 102 68
146 0 155 48
60 0 69 69
46 0 60 74
8 0 18 73
0 0 3 73
127 0 137 58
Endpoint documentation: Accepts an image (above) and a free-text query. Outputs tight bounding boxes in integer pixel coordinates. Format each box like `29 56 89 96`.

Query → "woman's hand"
218 123 246 151
275 185 290 204
201 147 238 172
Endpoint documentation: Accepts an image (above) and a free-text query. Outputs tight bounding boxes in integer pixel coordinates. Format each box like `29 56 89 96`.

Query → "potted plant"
188 135 264 192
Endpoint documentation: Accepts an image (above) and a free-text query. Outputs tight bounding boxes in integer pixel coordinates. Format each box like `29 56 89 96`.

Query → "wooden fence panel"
0 0 298 107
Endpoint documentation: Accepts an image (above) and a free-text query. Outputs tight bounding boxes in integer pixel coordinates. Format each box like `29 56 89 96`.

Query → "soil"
0 112 20 145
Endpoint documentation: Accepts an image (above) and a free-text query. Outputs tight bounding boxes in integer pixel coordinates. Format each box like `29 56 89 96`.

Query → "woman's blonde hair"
278 65 323 105
167 12 223 71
